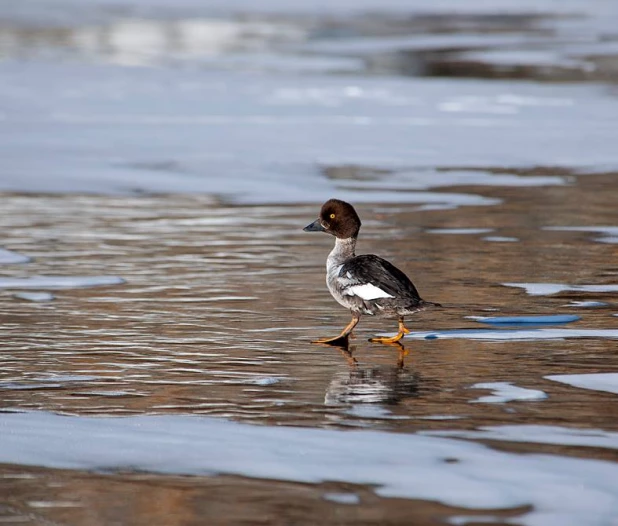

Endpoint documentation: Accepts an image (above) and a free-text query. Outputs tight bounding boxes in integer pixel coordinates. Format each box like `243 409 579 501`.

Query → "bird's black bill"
303 219 325 232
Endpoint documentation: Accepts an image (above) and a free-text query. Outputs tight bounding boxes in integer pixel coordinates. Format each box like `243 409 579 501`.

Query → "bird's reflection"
323 341 420 406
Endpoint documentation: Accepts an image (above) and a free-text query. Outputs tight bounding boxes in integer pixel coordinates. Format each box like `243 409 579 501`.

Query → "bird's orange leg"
313 314 360 345
369 317 410 344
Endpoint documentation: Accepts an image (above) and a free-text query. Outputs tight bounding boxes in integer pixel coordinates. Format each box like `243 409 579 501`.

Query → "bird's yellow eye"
330 213 336 219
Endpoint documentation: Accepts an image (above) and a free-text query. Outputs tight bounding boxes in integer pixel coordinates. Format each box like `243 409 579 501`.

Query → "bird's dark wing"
339 254 421 300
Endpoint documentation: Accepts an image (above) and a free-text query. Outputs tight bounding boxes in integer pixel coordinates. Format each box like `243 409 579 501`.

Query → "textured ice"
304 33 549 56
329 168 566 193
0 248 30 264
544 226 618 235
250 377 282 386
1 411 618 526
564 301 608 308
473 315 580 325
503 283 618 296
425 425 618 450
483 236 518 242
1 61 617 202
28 501 82 509
545 373 618 395
0 382 62 391
6 0 618 19
408 328 618 341
13 292 55 302
323 492 361 505
449 516 502 526
470 382 548 403
427 228 493 235
460 49 591 70
544 226 618 244
34 375 101 383
0 276 125 289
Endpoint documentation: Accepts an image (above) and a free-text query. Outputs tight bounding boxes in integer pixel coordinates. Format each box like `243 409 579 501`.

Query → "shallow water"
1 172 617 524
1 0 618 524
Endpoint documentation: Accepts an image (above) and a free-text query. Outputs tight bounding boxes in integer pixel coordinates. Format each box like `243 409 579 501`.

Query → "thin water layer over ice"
410 328 618 341
503 283 618 296
470 382 547 403
13 292 55 302
425 425 618 450
1 411 618 526
545 373 618 395
326 167 567 194
322 492 361 505
564 301 608 308
544 226 618 244
0 248 30 264
472 315 580 326
427 228 494 235
0 276 125 289
483 236 518 242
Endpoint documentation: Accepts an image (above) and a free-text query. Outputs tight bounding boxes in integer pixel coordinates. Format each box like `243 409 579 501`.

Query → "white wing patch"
346 283 394 300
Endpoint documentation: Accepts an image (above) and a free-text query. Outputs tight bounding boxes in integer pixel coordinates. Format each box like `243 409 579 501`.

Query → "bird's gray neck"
327 237 357 268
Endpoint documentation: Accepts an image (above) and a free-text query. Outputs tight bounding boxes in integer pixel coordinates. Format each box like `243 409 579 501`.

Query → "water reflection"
325 343 419 406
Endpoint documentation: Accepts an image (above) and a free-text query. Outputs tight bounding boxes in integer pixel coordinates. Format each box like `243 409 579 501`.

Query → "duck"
304 199 440 345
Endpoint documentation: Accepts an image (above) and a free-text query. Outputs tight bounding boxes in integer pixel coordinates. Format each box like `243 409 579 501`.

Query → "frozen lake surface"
0 0 617 524
1 0 618 201
1 187 617 524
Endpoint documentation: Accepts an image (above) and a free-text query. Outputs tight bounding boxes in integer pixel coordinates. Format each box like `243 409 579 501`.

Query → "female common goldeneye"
304 199 440 345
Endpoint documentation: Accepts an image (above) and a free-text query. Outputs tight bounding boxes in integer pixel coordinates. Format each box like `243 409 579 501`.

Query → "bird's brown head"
303 199 361 239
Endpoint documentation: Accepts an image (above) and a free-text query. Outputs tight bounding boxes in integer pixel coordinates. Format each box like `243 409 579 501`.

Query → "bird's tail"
420 300 442 309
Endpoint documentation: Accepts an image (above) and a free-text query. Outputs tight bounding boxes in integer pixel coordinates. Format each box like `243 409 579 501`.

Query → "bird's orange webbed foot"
369 318 410 344
311 315 360 346
369 332 405 344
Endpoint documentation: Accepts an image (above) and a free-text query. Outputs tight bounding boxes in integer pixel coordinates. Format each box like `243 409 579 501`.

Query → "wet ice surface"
0 276 125 289
564 300 608 308
2 411 618 526
3 62 615 202
1 0 618 523
0 189 617 524
472 314 581 325
1 2 618 203
12 292 55 302
0 248 30 264
546 373 618 395
544 226 618 244
411 328 618 341
426 425 618 450
504 283 618 296
469 382 548 403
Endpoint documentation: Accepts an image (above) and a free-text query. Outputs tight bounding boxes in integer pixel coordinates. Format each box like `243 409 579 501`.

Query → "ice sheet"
408 328 618 341
13 292 55 302
0 248 30 264
1 411 618 526
503 283 618 296
425 425 618 450
0 276 125 289
5 0 617 17
470 382 547 403
545 373 618 395
1 62 617 202
544 226 618 245
473 315 580 325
